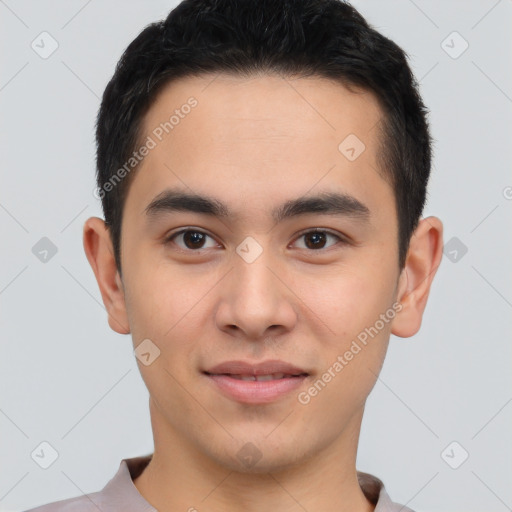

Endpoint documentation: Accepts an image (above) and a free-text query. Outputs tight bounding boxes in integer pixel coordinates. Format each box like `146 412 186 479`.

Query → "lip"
203 359 309 404
205 359 308 376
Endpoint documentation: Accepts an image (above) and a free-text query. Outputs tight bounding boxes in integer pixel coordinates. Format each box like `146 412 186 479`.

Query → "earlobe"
391 216 443 338
83 217 130 335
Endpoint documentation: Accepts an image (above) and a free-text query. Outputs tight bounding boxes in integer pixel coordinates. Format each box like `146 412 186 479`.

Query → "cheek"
122 257 220 383
123 252 199 340
302 267 396 340
298 296 394 421
302 266 397 402
124 264 202 405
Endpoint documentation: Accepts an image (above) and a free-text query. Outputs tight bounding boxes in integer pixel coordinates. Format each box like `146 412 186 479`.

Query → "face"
99 73 408 472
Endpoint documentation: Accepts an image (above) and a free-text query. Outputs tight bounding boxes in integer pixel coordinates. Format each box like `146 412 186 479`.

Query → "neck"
134 399 375 512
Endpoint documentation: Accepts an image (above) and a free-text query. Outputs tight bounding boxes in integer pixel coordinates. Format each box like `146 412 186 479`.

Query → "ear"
83 217 130 335
391 216 443 338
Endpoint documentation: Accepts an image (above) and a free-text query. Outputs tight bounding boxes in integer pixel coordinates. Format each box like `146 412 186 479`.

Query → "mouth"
204 372 308 381
202 360 310 404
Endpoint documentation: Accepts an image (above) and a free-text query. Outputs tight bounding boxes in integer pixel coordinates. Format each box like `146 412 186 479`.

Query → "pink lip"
204 359 308 376
203 359 309 404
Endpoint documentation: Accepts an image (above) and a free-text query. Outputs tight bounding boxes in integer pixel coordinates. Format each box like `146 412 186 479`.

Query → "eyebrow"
144 188 370 224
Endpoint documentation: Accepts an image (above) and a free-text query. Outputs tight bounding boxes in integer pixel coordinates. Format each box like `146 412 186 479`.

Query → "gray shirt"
24 454 415 512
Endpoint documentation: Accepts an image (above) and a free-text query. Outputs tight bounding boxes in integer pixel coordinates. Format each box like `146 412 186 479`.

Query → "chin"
224 448 306 475
202 430 318 475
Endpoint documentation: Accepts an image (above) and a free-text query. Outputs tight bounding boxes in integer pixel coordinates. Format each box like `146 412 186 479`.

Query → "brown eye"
182 230 206 249
304 231 327 249
167 229 218 251
293 230 344 250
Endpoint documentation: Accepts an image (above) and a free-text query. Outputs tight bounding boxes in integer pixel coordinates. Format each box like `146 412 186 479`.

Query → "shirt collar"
100 454 413 512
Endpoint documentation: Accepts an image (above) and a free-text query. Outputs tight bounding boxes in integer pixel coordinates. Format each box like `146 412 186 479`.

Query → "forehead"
142 73 384 156
126 73 392 224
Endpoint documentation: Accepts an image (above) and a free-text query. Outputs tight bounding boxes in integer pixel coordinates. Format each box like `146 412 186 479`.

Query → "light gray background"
1 1 511 511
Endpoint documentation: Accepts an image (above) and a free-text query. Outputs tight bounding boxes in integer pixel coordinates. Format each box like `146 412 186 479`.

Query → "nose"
214 248 298 342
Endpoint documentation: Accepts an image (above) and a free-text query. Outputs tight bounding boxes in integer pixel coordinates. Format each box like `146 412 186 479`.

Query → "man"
26 0 443 510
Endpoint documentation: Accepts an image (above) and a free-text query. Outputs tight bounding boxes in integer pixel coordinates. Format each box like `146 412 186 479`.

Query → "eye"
165 228 219 251
165 227 347 253
292 229 346 250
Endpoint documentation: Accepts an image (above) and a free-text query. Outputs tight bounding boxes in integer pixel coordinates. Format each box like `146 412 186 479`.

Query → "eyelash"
164 228 348 253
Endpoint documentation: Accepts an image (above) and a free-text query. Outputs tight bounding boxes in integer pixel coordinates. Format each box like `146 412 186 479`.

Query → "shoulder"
22 455 155 512
23 490 104 512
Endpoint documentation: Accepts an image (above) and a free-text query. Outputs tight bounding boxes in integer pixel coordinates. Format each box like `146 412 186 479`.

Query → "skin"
83 73 443 512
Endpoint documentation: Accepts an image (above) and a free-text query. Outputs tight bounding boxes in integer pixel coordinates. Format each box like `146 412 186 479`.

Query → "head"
95 0 432 274
84 0 442 474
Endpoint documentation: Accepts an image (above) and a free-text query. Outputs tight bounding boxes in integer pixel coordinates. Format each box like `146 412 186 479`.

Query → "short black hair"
96 0 432 274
